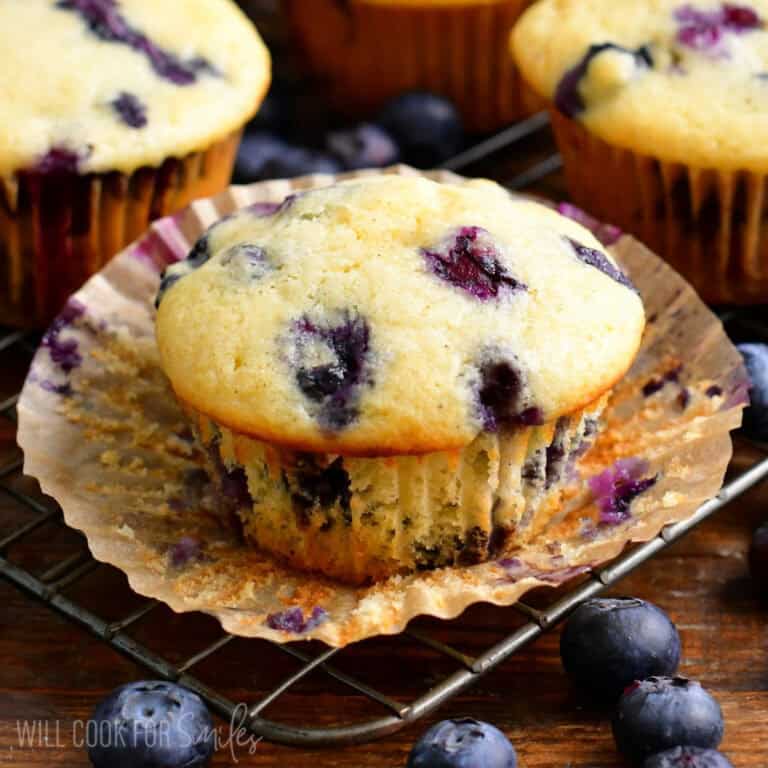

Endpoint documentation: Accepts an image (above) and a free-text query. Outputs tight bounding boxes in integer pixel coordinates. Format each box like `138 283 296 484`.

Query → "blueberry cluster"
234 90 464 181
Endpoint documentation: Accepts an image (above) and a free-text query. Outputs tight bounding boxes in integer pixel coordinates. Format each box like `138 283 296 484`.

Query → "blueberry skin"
407 718 517 768
326 123 400 170
613 677 724 765
643 746 733 768
749 522 768 591
377 91 463 167
737 343 768 441
234 133 342 183
560 597 681 701
88 681 215 768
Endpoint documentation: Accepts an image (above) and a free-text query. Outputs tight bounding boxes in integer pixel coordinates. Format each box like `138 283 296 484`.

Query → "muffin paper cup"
0 130 243 329
285 0 534 133
185 395 606 585
17 166 747 647
549 110 768 305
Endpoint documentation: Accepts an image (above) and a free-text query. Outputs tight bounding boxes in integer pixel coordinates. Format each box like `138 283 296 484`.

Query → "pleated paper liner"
0 129 242 329
284 0 534 133
17 166 747 647
549 110 768 306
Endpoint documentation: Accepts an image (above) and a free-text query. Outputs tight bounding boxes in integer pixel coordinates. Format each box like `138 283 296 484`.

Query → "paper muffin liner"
549 110 768 306
0 130 243 329
17 166 747 647
284 0 534 133
183 394 607 585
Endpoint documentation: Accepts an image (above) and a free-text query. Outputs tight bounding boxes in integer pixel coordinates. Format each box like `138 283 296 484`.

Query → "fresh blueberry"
565 237 635 290
87 681 215 768
111 92 148 129
555 43 653 118
56 0 216 86
749 521 768 591
407 718 517 768
643 746 734 768
613 677 724 764
234 133 341 182
377 91 463 167
736 343 768 440
422 227 526 301
292 312 371 430
326 123 399 170
560 597 681 702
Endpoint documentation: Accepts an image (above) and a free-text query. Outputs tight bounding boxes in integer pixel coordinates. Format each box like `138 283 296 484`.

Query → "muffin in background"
155 175 645 584
0 0 270 328
513 0 768 305
284 0 535 133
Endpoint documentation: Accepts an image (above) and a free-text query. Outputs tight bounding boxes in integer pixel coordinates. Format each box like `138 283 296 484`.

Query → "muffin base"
183 396 608 585
285 0 534 133
550 111 768 305
0 130 242 329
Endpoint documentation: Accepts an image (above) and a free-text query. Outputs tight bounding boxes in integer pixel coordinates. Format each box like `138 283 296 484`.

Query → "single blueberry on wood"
613 677 724 764
88 681 215 768
560 597 681 702
422 227 526 301
407 718 517 768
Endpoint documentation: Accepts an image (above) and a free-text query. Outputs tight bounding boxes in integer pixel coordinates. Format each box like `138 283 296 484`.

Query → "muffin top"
513 0 768 171
155 175 645 456
0 0 269 178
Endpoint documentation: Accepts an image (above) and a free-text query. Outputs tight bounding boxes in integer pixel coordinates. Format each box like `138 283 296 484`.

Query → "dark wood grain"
1 163 766 767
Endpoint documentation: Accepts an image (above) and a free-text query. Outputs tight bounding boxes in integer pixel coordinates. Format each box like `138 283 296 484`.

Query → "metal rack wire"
2 114 767 747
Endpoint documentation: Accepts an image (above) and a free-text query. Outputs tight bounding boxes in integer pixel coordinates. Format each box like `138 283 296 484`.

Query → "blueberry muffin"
0 0 270 327
156 175 645 584
284 0 535 132
513 0 768 304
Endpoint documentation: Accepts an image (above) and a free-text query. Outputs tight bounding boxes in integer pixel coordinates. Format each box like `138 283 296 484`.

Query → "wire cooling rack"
2 113 768 747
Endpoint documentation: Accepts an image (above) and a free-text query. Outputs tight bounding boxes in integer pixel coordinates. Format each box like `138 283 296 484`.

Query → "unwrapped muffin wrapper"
549 110 768 305
17 166 747 647
0 130 242 329
186 394 607 585
285 0 534 132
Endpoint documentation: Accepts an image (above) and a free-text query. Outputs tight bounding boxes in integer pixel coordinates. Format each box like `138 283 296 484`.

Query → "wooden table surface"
1 156 767 767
